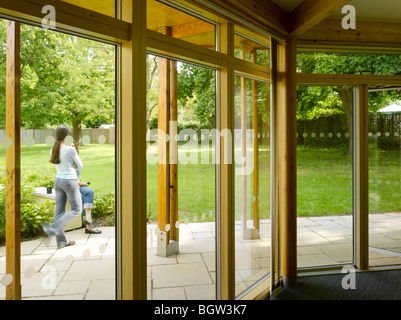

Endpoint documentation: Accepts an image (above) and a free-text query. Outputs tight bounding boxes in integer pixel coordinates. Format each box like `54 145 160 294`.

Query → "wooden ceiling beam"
0 0 130 42
297 19 401 50
288 0 352 37
297 73 401 87
207 0 289 38
170 20 215 39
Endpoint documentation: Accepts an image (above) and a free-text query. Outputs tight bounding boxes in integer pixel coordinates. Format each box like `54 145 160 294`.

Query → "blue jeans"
46 178 82 247
80 186 94 218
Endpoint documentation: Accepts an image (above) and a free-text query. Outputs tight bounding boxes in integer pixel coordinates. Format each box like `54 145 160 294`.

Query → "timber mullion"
5 20 21 301
120 0 147 300
270 39 281 293
355 85 369 270
219 22 235 300
277 38 297 288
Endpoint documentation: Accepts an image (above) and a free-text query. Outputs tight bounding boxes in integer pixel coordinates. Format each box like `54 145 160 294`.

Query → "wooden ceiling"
210 0 401 51
60 0 116 17
59 0 401 51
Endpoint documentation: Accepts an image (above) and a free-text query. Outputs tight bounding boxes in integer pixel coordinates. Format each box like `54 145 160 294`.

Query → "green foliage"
0 179 54 243
177 63 216 130
0 20 115 130
297 52 401 120
24 168 56 188
92 192 115 224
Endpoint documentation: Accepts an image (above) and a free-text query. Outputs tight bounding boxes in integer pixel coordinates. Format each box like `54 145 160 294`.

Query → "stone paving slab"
1 213 401 300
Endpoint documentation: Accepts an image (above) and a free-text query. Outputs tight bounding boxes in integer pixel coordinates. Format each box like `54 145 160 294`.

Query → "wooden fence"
0 128 115 145
297 113 401 149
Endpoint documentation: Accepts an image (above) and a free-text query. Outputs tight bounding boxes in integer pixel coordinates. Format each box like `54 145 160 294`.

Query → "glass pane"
146 54 216 300
297 85 353 268
234 75 270 296
16 23 116 300
234 26 270 67
369 89 401 266
147 0 216 50
60 0 116 17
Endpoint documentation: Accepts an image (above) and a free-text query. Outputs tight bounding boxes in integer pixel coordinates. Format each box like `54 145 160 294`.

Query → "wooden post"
219 22 235 300
355 84 369 270
277 38 297 288
169 59 179 241
157 49 171 234
5 20 21 301
120 0 147 300
270 39 281 294
156 27 179 256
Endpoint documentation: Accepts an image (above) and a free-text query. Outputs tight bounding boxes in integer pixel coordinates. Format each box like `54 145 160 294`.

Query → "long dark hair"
50 125 71 164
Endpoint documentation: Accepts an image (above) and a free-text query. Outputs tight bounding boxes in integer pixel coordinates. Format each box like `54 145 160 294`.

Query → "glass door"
146 54 217 300
234 75 271 296
368 87 401 266
296 85 354 269
3 22 117 300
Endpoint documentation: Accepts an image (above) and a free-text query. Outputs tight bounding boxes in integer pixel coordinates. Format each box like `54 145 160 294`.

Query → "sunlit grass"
1 142 400 221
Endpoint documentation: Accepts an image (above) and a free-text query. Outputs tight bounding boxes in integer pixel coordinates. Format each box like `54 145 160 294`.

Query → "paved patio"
1 213 401 300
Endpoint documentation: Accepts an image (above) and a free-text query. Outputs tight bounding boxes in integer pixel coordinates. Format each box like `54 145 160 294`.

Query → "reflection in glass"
234 25 270 67
234 75 270 296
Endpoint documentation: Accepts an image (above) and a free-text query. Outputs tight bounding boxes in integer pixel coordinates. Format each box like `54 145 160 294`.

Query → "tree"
177 63 216 130
0 20 115 144
54 35 115 143
297 52 401 116
297 52 401 155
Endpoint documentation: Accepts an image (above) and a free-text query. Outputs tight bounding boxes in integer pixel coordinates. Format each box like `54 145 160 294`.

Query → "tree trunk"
334 87 353 156
72 117 82 146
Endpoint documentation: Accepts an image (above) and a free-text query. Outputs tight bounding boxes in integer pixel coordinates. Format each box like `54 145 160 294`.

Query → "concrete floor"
1 212 401 300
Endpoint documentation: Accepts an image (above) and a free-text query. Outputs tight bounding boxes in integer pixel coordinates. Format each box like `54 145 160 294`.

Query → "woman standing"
43 125 83 249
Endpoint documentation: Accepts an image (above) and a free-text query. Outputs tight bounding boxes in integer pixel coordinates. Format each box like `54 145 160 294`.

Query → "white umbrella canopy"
378 104 401 113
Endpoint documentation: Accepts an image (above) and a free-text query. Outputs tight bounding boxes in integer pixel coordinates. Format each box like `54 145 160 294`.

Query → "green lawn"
0 143 115 193
1 142 400 221
297 146 353 216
